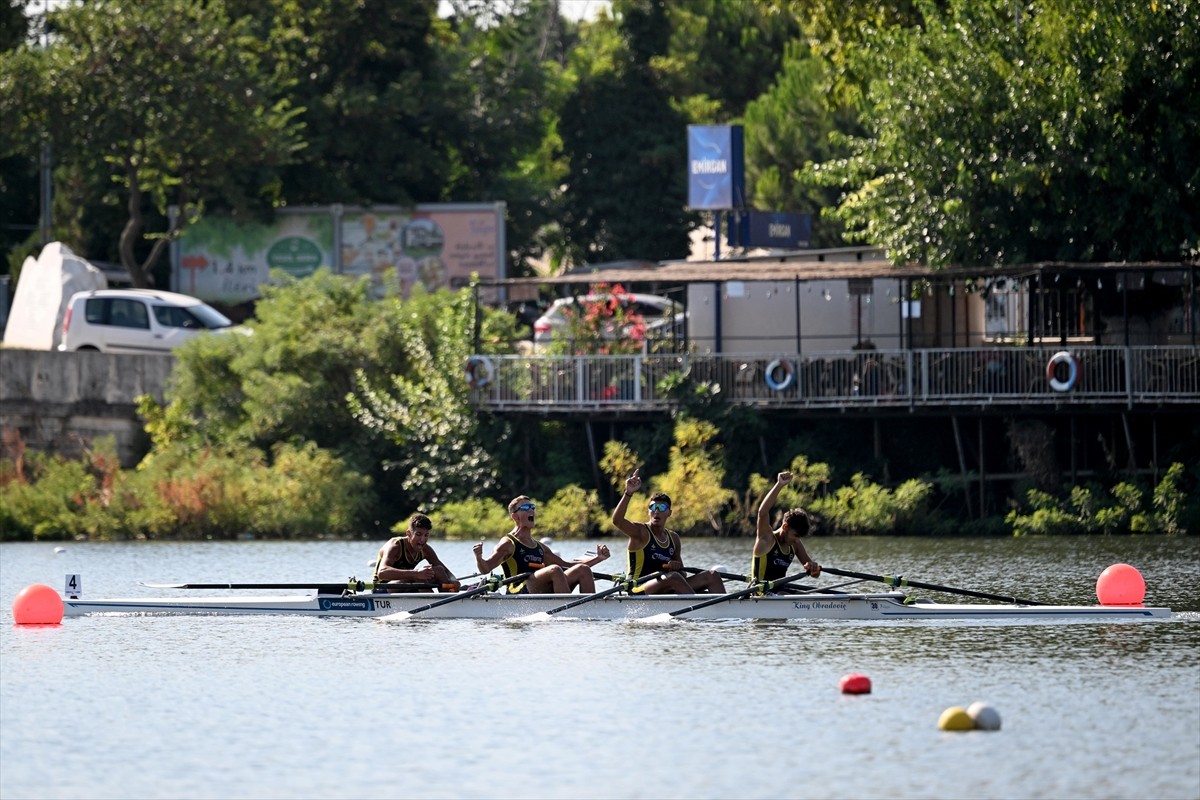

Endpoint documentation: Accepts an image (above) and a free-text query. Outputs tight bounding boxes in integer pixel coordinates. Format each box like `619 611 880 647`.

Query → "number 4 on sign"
65 574 81 598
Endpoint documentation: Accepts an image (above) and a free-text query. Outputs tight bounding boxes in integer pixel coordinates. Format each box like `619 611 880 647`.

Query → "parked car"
532 292 685 348
57 289 237 354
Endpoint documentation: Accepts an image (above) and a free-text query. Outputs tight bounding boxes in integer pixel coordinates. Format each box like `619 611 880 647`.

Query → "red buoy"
12 584 65 625
840 673 872 694
1096 563 1146 606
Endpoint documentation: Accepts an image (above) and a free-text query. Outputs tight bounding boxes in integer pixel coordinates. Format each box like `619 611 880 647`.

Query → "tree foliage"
226 0 452 208
556 0 696 265
807 0 1200 266
1 0 304 286
348 286 507 507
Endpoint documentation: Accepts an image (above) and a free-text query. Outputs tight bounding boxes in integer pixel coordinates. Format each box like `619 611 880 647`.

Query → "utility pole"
38 0 52 246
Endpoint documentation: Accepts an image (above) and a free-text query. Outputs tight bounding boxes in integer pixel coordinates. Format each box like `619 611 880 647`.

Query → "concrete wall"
0 349 173 467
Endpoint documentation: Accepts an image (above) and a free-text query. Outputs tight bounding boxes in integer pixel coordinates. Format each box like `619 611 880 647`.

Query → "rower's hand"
416 566 435 581
594 544 610 561
624 469 642 496
804 561 821 577
472 541 485 566
664 559 683 571
777 470 793 485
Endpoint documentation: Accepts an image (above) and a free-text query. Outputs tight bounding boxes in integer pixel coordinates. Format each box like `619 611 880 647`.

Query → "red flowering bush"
550 283 648 355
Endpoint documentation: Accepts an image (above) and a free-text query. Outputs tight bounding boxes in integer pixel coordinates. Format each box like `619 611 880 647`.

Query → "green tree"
348 286 507 507
807 0 1200 265
556 0 695 266
0 1 37 264
226 0 453 208
1 0 303 286
743 43 860 248
438 0 577 276
654 416 737 534
662 0 801 122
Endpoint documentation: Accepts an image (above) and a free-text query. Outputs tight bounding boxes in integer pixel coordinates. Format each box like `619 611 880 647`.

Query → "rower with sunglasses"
472 496 610 594
610 469 725 595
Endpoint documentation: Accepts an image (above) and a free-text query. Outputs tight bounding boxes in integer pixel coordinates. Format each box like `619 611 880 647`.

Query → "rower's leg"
686 570 726 594
564 564 595 593
529 565 569 593
640 572 692 595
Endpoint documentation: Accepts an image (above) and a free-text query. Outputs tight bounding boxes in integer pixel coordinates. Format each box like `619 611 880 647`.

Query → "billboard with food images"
174 203 506 305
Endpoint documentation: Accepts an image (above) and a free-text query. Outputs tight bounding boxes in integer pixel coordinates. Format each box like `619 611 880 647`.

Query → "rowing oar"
680 566 754 583
516 571 666 622
681 566 829 592
819 566 1047 606
139 579 443 594
639 571 817 623
380 572 533 621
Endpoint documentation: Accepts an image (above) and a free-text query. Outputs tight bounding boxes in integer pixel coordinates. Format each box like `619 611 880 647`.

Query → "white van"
57 289 235 354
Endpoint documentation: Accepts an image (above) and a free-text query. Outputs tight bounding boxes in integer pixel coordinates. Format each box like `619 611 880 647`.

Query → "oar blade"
632 612 675 625
515 611 553 623
379 610 414 622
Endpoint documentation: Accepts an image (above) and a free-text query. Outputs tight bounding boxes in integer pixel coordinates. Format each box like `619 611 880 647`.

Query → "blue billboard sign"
687 125 744 210
727 211 812 249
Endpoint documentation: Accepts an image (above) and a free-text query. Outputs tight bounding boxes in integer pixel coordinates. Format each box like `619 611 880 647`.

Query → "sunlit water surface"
2 536 1198 800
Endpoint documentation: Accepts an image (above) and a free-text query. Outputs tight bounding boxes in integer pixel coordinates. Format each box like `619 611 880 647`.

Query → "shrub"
434 496 512 541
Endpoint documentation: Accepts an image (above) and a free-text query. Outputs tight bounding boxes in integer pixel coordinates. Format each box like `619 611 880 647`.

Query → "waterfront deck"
471 345 1200 415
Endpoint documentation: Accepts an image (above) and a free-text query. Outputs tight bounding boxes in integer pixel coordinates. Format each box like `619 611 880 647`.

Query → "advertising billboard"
727 211 812 250
175 203 505 305
687 125 744 210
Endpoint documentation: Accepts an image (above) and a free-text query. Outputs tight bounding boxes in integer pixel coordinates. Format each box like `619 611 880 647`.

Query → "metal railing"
471 346 1200 412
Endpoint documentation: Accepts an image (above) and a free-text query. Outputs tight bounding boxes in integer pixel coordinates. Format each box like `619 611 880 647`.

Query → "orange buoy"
1096 563 1146 606
12 584 65 625
839 673 872 694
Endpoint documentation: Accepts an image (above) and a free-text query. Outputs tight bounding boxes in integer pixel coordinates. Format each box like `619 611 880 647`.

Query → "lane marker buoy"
12 584 65 625
938 706 974 731
967 701 1002 731
839 673 872 694
1096 563 1146 606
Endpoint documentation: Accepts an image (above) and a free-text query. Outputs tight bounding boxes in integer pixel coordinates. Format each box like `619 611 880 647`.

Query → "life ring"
764 358 795 391
465 355 495 389
1046 351 1078 393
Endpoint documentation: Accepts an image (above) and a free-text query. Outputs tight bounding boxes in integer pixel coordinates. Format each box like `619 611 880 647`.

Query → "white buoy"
967 701 1002 731
54 546 67 554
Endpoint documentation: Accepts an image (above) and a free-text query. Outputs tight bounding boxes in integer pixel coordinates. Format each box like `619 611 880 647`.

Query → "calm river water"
2 536 1198 800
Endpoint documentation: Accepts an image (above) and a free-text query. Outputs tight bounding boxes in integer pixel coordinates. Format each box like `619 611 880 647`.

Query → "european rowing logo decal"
319 598 377 611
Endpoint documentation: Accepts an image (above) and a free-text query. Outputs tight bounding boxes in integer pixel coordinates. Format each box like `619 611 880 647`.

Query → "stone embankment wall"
0 349 172 467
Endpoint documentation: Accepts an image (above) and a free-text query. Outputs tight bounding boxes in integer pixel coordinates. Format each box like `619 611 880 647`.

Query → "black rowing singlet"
501 533 544 593
751 538 793 582
373 537 423 581
628 525 677 591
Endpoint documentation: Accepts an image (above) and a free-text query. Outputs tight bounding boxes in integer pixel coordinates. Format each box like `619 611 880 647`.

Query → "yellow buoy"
938 706 975 731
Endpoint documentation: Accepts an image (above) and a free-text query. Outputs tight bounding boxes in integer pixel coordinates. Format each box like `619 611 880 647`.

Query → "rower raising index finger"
625 468 642 495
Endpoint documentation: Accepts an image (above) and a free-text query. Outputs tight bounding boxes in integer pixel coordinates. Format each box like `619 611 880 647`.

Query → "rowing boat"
61 590 1171 621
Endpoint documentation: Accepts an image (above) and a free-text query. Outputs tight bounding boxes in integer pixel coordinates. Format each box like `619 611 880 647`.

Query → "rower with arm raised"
751 471 821 587
610 469 724 595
